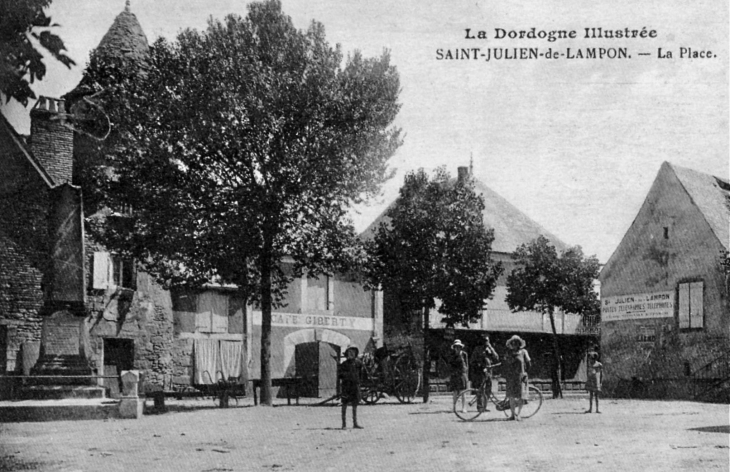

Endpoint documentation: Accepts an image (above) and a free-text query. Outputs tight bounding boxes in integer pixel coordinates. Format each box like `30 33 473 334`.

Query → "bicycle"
454 364 544 421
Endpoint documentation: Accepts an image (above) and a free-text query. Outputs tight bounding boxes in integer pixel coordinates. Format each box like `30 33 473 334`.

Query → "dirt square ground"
0 396 728 471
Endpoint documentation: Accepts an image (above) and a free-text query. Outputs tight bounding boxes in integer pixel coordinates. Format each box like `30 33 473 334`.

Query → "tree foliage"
506 235 600 397
507 236 600 318
366 167 503 327
366 167 502 402
0 0 75 105
83 0 401 405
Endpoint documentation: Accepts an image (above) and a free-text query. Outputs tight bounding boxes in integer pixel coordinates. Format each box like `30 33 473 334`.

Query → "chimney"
457 166 470 183
30 96 73 185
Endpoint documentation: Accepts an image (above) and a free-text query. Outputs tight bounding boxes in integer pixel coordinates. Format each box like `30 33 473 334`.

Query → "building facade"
364 167 598 389
171 269 382 398
599 162 730 401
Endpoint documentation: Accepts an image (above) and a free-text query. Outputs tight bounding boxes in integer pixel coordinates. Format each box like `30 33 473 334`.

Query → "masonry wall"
84 241 175 389
0 133 52 373
600 167 730 398
171 288 245 389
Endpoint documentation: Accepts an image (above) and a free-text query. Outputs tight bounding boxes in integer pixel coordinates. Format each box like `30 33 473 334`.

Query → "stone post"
118 370 143 419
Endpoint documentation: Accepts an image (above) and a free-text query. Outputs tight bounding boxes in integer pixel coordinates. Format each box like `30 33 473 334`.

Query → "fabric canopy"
194 339 243 384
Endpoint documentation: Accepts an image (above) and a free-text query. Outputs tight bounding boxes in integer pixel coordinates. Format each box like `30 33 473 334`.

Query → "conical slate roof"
360 172 568 254
95 0 149 61
64 1 148 108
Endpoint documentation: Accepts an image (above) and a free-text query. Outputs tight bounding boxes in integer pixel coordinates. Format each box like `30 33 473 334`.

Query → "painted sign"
601 291 674 321
252 311 373 331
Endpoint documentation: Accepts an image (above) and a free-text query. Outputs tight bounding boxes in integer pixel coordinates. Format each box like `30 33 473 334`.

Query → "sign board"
252 311 373 331
601 291 674 322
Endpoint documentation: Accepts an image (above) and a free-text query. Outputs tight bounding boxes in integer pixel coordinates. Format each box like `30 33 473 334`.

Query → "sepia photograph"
0 0 727 470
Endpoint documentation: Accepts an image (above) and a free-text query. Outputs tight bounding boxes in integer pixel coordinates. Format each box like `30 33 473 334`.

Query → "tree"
506 235 600 398
365 167 503 402
0 0 75 105
86 0 401 405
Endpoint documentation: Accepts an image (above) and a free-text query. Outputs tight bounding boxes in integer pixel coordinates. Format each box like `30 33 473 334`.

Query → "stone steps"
0 398 120 422
20 385 106 400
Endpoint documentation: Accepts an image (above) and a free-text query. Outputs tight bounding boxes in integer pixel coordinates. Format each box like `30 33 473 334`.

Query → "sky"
2 0 728 263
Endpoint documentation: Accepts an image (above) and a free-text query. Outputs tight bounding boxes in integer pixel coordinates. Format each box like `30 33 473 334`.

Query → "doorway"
295 341 340 398
103 338 134 398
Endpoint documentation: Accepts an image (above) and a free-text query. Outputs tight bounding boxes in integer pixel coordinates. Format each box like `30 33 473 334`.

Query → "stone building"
0 2 175 399
171 268 382 398
599 162 730 401
363 167 598 389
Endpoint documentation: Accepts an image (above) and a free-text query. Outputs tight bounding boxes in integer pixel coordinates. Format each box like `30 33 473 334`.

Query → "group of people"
450 334 531 421
337 335 603 428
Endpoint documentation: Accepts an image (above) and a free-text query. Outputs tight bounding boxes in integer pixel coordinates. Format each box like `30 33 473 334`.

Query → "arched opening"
284 329 351 398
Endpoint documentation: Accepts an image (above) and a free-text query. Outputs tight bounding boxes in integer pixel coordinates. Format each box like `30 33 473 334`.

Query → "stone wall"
0 156 51 373
84 240 174 388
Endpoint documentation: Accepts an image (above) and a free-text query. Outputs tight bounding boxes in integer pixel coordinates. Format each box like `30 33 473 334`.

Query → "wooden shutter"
689 281 704 329
197 291 228 333
678 283 690 329
92 252 111 289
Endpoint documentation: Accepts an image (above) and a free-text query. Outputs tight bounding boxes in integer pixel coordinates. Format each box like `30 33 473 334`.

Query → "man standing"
470 334 499 411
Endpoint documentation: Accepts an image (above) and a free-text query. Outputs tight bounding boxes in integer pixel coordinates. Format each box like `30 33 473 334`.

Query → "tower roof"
64 1 149 106
95 0 149 62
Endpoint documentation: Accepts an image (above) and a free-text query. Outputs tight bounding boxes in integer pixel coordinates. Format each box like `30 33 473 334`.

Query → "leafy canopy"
506 235 600 317
0 0 75 105
86 0 402 306
366 167 503 327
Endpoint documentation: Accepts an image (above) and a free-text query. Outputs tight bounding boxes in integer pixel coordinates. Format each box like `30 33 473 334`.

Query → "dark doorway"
103 338 134 398
295 341 340 398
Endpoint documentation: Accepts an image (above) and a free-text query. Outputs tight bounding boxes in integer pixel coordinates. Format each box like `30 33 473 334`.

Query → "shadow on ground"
687 425 730 434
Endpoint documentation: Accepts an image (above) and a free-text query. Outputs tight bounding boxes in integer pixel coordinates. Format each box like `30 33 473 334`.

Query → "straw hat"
452 339 464 348
506 335 526 349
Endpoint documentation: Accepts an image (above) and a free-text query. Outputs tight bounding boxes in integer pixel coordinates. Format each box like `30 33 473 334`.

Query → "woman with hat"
337 346 364 429
449 339 469 413
503 335 531 421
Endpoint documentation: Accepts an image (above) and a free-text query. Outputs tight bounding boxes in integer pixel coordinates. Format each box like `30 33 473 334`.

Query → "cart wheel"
361 387 381 405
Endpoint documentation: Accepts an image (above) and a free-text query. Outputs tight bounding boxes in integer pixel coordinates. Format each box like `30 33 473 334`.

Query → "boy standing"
338 346 364 429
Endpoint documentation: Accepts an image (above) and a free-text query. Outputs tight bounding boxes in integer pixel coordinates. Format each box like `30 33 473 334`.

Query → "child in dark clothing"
338 346 364 429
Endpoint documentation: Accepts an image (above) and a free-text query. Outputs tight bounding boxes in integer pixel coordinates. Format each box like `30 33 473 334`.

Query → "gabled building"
363 166 597 385
599 162 730 400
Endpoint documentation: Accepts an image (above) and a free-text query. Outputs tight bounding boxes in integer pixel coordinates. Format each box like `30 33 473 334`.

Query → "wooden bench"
251 377 302 406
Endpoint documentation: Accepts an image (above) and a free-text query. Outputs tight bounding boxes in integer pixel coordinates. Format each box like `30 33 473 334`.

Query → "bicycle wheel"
394 356 421 403
519 385 544 419
489 386 512 417
454 389 486 421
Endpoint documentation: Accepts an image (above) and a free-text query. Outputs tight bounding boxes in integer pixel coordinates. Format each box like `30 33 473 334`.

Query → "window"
306 275 331 311
92 252 136 290
195 291 228 334
678 281 703 330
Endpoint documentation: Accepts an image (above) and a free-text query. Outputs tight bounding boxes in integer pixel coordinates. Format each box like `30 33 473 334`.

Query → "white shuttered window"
678 281 704 330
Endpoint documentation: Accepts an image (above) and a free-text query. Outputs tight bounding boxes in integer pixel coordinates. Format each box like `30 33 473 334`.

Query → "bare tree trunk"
548 309 563 399
422 304 430 403
259 238 273 406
